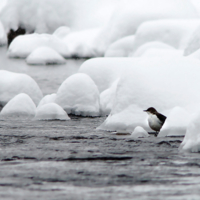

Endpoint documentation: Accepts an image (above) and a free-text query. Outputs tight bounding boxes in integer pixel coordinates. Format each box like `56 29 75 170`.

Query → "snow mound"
94 0 198 55
56 73 100 116
26 46 66 65
35 103 70 121
8 33 69 58
131 126 149 138
62 28 100 58
100 79 119 116
133 41 175 57
159 107 190 137
131 19 200 54
187 48 200 60
37 94 57 109
96 57 200 132
53 26 70 39
104 35 135 57
0 93 36 118
0 20 6 46
179 111 200 153
0 70 43 107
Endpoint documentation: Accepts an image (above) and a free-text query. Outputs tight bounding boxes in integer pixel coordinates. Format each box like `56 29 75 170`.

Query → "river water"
0 47 200 200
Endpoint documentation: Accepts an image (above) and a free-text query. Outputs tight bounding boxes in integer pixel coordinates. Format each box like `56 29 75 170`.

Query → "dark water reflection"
1 47 200 199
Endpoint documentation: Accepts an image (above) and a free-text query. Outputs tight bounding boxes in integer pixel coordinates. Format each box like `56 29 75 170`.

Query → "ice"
53 26 70 39
179 111 200 152
35 103 70 121
0 20 6 46
55 73 100 117
131 19 200 54
94 0 198 55
104 35 135 57
131 126 149 138
37 94 57 109
62 28 100 58
159 107 190 137
0 93 36 118
100 79 119 116
95 57 200 132
0 70 43 107
8 33 69 58
26 46 66 65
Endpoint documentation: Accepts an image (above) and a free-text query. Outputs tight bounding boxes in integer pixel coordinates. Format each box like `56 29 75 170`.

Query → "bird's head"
144 107 157 115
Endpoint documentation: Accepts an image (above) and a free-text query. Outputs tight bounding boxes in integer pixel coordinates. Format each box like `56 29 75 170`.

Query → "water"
1 47 200 200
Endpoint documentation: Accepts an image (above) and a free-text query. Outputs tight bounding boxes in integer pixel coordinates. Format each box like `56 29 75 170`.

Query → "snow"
55 73 100 117
8 33 69 58
131 19 200 54
104 35 135 57
94 57 200 133
53 26 70 39
187 48 200 60
26 46 66 65
179 111 200 153
35 103 70 121
37 94 57 109
131 126 149 138
0 20 6 46
94 0 198 55
159 107 190 137
0 70 43 107
0 93 36 118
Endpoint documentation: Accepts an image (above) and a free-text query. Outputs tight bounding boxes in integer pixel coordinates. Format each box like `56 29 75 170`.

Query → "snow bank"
8 33 69 58
131 126 149 138
104 35 135 57
0 93 36 118
131 19 200 54
0 20 6 46
55 73 100 116
62 28 100 58
53 26 70 39
95 57 200 132
187 48 200 60
37 94 57 109
0 70 43 107
35 103 70 121
26 46 66 65
94 0 198 55
179 111 200 152
159 107 190 137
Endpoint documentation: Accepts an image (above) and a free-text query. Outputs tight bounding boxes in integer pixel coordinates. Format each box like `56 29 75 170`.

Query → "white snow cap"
56 73 100 117
0 93 36 118
131 126 149 138
37 94 57 109
0 20 6 46
53 26 70 39
179 110 200 153
0 70 43 106
26 46 66 65
34 103 70 121
8 33 69 58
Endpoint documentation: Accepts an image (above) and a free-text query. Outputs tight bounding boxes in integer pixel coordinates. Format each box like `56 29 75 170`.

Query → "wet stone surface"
0 116 200 200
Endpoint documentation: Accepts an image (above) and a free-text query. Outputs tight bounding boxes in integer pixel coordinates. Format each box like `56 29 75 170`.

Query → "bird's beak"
143 110 147 112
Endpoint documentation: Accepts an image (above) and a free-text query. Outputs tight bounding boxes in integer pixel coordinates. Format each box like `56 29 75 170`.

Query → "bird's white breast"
148 113 163 131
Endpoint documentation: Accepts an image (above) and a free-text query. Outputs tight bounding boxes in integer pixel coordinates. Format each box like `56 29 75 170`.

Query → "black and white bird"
144 107 166 136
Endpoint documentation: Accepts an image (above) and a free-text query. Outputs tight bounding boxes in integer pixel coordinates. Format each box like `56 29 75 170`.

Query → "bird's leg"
155 131 159 137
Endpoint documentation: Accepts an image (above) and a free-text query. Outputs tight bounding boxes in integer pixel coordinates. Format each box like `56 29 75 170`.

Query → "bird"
144 107 166 136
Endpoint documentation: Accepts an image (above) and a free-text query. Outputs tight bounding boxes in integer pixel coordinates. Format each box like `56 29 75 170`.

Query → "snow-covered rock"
8 33 69 58
26 46 66 65
159 107 190 137
37 93 57 109
179 111 200 153
104 35 135 57
131 126 149 138
95 57 200 132
132 41 175 57
0 20 6 46
34 103 70 121
100 79 119 116
94 0 198 55
62 28 100 58
53 26 70 39
55 73 100 116
131 19 200 54
0 93 36 118
0 70 43 107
